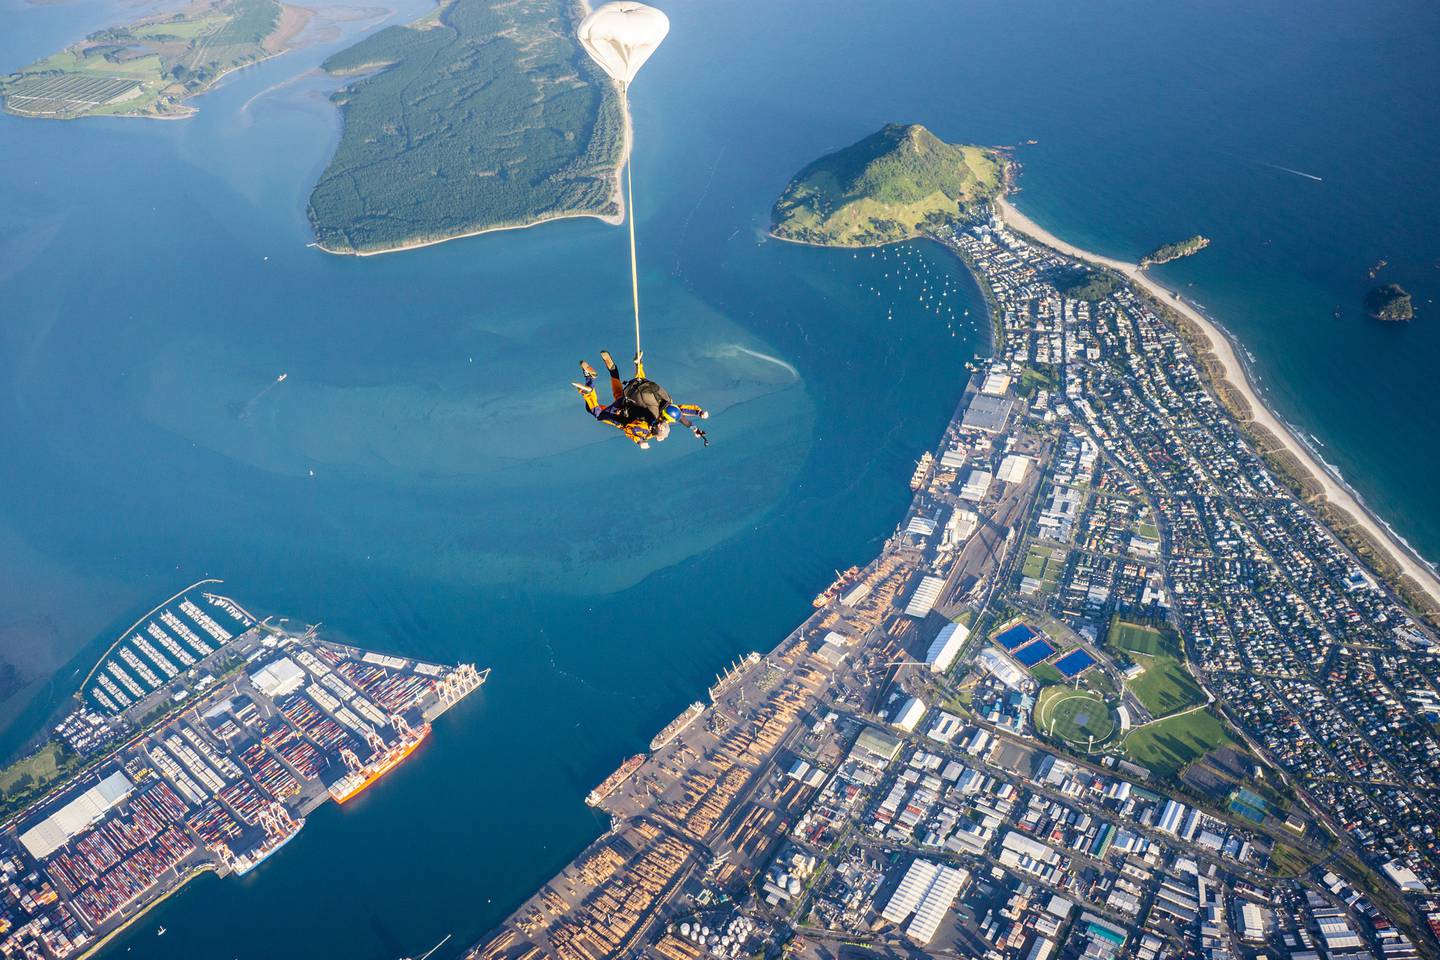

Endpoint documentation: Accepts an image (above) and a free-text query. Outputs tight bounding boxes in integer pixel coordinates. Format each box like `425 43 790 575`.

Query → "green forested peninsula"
1140 235 1210 268
770 124 1004 246
307 0 624 255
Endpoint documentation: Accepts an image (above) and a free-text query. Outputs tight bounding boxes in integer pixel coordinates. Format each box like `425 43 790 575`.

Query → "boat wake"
1253 159 1323 182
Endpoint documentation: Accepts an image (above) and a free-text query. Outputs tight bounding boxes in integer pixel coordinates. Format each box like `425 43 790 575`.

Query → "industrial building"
925 621 969 672
997 453 1032 483
959 468 993 502
981 370 1013 396
906 515 938 538
891 697 927 733
880 858 969 944
249 657 305 698
18 771 133 860
875 857 967 944
939 448 966 471
946 508 978 543
851 727 902 769
904 575 945 618
961 393 1012 433
926 711 964 744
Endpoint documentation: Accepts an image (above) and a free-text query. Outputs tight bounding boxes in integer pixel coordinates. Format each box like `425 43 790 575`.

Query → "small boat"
157 927 167 937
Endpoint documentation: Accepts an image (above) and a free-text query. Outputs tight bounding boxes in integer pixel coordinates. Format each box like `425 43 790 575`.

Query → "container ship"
649 702 704 751
585 754 644 808
230 818 304 877
329 724 430 804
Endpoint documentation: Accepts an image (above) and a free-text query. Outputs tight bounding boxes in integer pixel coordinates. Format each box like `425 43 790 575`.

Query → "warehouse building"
962 394 1012 433
891 697 927 733
19 770 133 860
881 858 969 945
249 656 305 698
904 575 945 618
925 621 969 673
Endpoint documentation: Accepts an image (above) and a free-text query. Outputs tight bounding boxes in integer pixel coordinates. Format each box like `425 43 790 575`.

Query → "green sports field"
1127 653 1207 717
1107 619 1173 656
1123 709 1236 778
1037 687 1116 748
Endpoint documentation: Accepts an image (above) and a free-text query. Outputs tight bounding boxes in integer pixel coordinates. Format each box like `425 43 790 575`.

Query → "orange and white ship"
585 754 644 808
329 724 429 804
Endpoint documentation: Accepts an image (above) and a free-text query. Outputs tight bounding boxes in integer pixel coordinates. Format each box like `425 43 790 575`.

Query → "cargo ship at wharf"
0 582 489 960
648 701 704 752
584 754 645 808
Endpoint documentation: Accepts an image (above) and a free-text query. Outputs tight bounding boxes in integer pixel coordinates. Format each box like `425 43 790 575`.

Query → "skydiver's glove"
692 427 709 447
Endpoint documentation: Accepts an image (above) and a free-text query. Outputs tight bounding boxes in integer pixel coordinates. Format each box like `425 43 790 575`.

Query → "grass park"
1107 618 1207 718
1121 708 1237 780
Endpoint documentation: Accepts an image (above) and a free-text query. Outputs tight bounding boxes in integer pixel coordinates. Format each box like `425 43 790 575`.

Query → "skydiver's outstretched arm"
674 402 708 420
668 402 710 446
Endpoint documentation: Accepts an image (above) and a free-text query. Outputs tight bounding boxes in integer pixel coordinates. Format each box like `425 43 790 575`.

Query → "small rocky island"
1365 283 1414 322
770 123 1004 246
1140 235 1210 268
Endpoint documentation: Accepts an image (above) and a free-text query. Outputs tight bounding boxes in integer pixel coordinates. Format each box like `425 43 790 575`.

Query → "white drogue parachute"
577 1 669 358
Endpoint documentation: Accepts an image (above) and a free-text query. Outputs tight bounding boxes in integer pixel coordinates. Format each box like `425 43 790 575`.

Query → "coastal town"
467 209 1440 960
0 583 486 958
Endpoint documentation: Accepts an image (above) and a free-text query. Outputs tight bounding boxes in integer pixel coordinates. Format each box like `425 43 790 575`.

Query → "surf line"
723 345 800 380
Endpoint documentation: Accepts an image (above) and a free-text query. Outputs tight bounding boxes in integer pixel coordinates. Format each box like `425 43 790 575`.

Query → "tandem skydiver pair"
573 350 708 449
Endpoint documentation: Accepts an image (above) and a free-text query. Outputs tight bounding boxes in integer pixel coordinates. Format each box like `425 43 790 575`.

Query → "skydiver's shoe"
599 350 619 375
580 360 597 380
571 382 595 396
639 441 650 450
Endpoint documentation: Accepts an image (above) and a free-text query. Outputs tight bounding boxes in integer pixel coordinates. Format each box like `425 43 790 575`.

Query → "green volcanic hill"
771 123 1004 246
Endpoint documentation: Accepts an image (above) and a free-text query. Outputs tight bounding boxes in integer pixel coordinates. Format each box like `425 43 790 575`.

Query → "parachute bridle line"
623 80 641 361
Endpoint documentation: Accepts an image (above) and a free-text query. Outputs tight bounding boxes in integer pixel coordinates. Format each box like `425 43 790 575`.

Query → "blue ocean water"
1 0 1437 957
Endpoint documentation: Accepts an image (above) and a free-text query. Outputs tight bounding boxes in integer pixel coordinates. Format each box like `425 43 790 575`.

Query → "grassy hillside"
771 123 1004 246
307 0 623 255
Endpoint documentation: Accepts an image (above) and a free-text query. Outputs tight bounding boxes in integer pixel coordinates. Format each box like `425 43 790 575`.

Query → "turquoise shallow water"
1 0 1438 957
